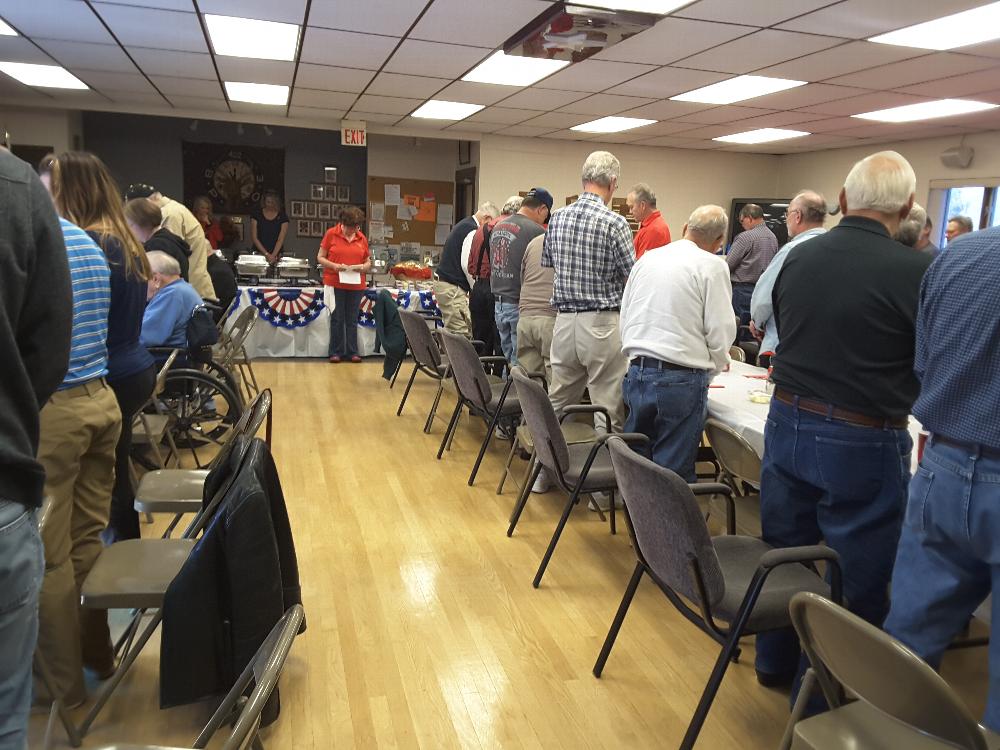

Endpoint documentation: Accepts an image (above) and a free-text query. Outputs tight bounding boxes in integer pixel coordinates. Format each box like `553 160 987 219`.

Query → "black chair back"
510 367 570 477
399 309 444 373
440 330 493 411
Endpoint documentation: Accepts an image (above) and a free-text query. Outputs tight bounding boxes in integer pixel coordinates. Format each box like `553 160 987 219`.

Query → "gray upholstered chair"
509 367 649 588
599 437 842 750
396 309 451 433
781 592 999 750
94 603 304 750
437 330 520 486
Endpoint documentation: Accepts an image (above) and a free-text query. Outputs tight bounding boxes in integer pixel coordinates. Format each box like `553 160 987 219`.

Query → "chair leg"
609 489 616 536
389 354 404 388
437 400 463 460
424 379 444 434
468 407 502 486
532 488 581 588
34 652 82 748
593 561 644 677
396 365 418 416
497 435 519 495
508 459 540 537
778 668 818 750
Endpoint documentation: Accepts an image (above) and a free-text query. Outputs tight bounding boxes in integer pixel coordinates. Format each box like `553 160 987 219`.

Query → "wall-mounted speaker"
940 145 974 169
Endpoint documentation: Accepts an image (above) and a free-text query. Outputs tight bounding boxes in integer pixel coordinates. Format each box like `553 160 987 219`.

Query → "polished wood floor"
29 359 990 748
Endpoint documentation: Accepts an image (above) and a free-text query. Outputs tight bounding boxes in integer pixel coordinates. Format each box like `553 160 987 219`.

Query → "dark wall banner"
182 141 285 213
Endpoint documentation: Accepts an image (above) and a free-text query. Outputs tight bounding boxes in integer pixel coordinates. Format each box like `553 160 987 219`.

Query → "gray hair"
581 150 621 188
501 195 523 215
948 215 973 233
478 201 499 219
843 150 916 213
686 205 728 244
629 183 656 207
896 202 927 247
147 250 181 277
792 190 827 224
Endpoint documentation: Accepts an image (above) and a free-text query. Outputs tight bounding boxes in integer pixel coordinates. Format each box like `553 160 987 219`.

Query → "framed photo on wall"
324 184 337 201
337 185 350 202
324 166 338 184
296 219 310 237
310 220 324 237
310 184 325 200
318 203 331 219
305 202 317 218
290 200 304 218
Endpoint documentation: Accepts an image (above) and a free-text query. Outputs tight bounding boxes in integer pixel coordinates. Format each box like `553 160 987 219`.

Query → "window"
941 185 1000 244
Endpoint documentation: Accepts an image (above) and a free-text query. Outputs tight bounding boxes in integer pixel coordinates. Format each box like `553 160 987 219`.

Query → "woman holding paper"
318 206 371 363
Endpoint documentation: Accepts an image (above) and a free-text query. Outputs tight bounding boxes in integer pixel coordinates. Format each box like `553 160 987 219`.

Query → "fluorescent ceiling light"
869 2 1000 50
671 75 806 105
225 81 289 105
0 61 87 89
852 98 998 122
462 50 569 87
571 116 657 133
204 14 300 61
572 0 695 12
713 128 811 144
412 99 484 120
0 19 17 36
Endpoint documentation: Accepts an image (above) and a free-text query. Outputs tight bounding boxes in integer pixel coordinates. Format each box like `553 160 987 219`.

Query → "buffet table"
233 285 440 359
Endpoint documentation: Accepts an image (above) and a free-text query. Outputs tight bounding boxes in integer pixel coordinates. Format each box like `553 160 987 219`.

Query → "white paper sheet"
436 204 453 224
397 203 417 220
384 185 401 206
369 221 384 241
370 202 385 221
338 271 362 285
434 224 450 244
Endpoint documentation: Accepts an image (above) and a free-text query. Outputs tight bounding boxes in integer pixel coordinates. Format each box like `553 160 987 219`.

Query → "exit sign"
341 120 367 147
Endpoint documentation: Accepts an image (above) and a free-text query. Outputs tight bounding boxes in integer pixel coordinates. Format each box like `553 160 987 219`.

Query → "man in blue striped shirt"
36 219 124 707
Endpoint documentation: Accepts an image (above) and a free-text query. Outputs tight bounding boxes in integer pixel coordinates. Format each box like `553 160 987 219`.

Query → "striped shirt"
59 219 110 388
541 192 634 312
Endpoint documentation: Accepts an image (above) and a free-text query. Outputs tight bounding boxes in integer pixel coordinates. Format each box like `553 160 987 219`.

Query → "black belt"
630 356 695 372
773 388 907 429
563 307 619 313
732 281 756 287
931 435 1000 460
495 295 518 304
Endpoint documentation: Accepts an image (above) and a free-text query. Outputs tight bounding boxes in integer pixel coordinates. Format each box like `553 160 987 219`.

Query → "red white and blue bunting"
248 287 325 329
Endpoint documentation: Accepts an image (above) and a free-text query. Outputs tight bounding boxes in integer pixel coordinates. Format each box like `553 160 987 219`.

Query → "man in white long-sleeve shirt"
620 205 736 481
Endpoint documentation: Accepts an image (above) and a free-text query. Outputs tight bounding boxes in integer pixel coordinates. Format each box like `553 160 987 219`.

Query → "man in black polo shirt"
754 151 932 692
432 201 498 336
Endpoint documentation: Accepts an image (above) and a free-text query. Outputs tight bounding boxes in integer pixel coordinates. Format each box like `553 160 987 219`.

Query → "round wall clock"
204 149 265 212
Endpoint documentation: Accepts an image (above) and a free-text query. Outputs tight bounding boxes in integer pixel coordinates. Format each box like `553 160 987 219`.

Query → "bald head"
839 150 915 234
683 205 729 252
786 190 827 238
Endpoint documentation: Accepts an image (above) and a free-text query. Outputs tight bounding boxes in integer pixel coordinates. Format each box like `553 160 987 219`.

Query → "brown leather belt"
773 388 907 429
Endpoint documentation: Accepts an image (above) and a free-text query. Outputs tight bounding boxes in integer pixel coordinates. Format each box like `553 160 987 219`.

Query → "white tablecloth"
706 361 922 472
234 286 439 359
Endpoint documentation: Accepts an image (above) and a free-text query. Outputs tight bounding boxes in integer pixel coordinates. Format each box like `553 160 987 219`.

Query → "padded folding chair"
132 350 182 471
780 592 1000 750
94 603 304 750
133 389 272 538
437 330 521 486
216 305 259 402
704 417 762 531
396 309 452 433
728 345 746 363
508 368 650 587
598 437 841 750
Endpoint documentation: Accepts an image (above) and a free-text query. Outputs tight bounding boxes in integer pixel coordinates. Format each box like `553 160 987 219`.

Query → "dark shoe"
755 668 796 688
350 355 362 363
328 355 341 363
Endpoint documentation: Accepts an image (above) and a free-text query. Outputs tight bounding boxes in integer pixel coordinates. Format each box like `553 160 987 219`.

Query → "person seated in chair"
141 250 204 349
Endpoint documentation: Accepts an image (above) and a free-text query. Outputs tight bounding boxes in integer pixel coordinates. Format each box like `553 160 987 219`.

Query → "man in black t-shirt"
432 201 498 336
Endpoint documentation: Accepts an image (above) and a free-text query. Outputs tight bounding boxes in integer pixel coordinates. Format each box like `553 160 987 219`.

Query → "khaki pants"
36 379 122 704
516 315 556 386
548 311 628 432
432 280 472 337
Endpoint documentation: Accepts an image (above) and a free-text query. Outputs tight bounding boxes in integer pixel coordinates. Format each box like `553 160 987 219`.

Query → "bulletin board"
366 175 456 248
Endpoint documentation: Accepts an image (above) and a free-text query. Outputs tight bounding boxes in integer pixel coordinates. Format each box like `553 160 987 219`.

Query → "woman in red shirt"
192 195 224 250
318 206 371 363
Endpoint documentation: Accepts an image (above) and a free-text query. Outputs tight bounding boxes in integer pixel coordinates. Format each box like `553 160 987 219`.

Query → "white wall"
1 107 81 153
367 133 460 182
479 134 782 234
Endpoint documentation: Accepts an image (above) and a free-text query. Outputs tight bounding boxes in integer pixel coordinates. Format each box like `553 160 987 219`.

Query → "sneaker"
350 355 362 363
588 492 623 512
531 468 551 494
328 355 341 363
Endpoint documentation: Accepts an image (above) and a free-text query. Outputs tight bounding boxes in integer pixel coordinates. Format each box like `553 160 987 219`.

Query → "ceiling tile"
300 28 399 70
352 93 423 115
164 95 231 111
670 123 766 139
825 122 970 139
960 39 1000 60
540 129 593 141
365 72 449 98
675 0 837 26
228 101 288 115
672 105 777 124
520 111 591 128
3 1 115 45
442 120 504 133
758 40 925 82
795 91 933 116
75 70 156 93
594 17 753 66
743 83 870 110
794 116 866 132
612 66 729 98
494 87 589 110
0 75 61 102
91 0 193 9
673 29 845 74
590 130 656 144
409 0 555 47
290 89 358 109
341 110 402 125
465 106 538 125
896 67 1000 98
104 89 168 105
530 59 656 94
496 124 561 137
215 59 295 86
0 35 58 64
34 41 134 73
293 64 374 93
632 135 711 148
309 0 425 37
629 119 705 136
557 93 657 116
128 48 217 79
826 53 997 90
617 99 713 120
777 0 986 39
150 75 224 97
723 110 827 129
434 80 512 106
288 106 346 120
92 4 208 53
397 116 449 130
383 39 490 79
198 0 307 24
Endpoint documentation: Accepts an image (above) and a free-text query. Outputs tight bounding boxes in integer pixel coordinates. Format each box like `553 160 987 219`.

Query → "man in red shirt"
628 183 671 259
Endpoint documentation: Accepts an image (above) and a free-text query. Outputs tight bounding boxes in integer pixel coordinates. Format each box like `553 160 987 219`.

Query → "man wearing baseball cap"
489 187 552 364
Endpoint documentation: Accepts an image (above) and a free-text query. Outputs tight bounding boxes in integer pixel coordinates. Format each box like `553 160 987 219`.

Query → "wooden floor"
30 359 990 748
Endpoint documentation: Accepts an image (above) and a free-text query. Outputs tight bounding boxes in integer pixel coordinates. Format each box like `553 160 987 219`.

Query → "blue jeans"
732 283 754 341
623 364 708 482
329 288 364 357
885 438 1000 730
755 397 911 680
0 500 43 750
494 301 519 364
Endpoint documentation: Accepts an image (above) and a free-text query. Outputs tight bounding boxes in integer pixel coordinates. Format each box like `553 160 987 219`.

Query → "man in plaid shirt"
541 151 634 440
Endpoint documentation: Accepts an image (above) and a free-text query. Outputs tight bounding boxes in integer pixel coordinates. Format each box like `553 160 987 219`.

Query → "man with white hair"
433 200 499 336
620 205 735 480
140 250 204 349
894 202 929 248
754 151 932 692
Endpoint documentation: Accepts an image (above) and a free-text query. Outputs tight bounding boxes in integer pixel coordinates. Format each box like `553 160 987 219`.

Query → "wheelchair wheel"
199 360 244 409
162 368 243 455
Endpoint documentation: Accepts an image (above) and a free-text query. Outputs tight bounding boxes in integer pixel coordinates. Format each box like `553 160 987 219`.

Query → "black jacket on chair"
375 288 406 381
159 437 304 721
